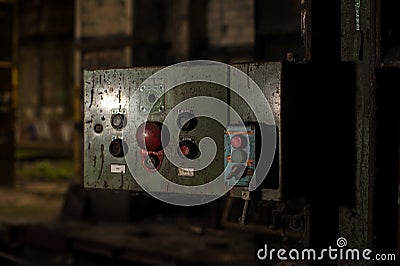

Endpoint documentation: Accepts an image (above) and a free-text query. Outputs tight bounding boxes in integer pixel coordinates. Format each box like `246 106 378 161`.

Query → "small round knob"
179 140 199 159
231 150 248 163
144 154 161 170
111 114 126 129
94 124 103 134
177 112 197 131
231 135 247 149
109 139 128 158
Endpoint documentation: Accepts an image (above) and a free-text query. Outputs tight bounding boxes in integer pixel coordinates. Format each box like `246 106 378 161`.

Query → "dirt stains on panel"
97 144 105 180
89 89 94 108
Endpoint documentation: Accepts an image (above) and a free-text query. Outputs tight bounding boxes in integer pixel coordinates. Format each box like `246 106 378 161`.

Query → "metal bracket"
139 84 165 113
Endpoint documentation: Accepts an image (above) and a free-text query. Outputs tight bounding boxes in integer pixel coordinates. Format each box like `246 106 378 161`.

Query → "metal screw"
158 105 164 112
94 124 103 134
140 106 145 112
241 189 251 200
140 86 145 92
286 52 298 63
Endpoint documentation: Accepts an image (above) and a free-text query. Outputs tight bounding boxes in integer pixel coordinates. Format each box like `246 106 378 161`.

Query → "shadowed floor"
0 166 70 223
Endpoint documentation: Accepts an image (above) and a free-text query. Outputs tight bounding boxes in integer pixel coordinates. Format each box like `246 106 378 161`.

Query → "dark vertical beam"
37 42 44 116
189 0 208 59
302 2 342 263
0 69 14 186
0 1 16 186
374 67 399 263
255 0 303 61
73 0 83 183
339 0 380 263
373 3 398 261
381 0 400 59
301 0 312 61
304 0 342 62
132 0 167 65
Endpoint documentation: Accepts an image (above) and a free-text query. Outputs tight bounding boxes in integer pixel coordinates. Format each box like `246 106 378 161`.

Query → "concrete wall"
16 0 259 144
207 0 255 47
17 0 74 144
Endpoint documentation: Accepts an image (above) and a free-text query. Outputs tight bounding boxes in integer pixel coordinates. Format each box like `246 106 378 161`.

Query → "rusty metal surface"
84 63 283 198
231 62 281 126
83 66 228 193
339 0 379 257
84 67 160 192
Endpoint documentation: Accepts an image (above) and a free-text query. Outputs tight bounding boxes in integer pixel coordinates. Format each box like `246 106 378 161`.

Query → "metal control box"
83 62 283 200
84 62 343 201
83 66 229 195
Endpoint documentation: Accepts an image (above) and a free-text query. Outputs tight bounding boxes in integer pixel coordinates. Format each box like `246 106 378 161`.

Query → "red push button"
231 135 247 149
136 122 162 151
179 140 198 159
180 143 190 157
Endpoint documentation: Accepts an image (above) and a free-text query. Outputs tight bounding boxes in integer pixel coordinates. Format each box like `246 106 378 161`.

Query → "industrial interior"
0 0 399 265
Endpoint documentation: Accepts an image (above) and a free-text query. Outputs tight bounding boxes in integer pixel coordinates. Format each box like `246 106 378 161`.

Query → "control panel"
224 125 256 187
83 65 231 199
84 62 292 202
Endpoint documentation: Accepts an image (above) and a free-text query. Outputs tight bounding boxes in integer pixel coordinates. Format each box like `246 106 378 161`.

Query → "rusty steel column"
301 2 343 264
